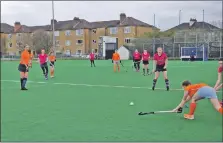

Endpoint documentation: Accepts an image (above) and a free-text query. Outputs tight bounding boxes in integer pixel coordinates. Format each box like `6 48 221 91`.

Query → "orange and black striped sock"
189 103 196 115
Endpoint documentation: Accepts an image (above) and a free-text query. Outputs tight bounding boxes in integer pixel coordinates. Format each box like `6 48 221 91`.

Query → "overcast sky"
1 1 222 31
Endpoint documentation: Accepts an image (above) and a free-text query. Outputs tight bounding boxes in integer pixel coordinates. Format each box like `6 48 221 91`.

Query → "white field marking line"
1 84 45 90
1 80 221 92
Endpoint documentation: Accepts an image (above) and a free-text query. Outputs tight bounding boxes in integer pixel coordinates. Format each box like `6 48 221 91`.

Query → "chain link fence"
130 30 222 59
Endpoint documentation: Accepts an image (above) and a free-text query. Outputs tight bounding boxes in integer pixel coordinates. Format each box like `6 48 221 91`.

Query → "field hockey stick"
120 61 128 72
138 107 183 115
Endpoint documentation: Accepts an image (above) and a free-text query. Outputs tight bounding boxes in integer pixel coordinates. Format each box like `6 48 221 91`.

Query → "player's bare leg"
50 66 54 78
210 98 223 114
152 72 159 90
163 71 169 91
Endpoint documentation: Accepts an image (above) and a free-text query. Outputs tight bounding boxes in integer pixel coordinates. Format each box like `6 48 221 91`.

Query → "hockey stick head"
138 112 154 115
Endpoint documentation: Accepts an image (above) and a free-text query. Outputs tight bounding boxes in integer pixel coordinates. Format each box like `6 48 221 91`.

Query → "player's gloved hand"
177 107 183 113
112 60 113 63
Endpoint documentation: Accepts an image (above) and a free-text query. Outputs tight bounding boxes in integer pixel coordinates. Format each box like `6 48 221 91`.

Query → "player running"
133 49 141 72
172 81 223 120
142 50 150 76
38 49 49 80
214 58 223 91
112 50 121 72
152 47 169 91
48 51 56 78
89 51 96 67
18 45 31 90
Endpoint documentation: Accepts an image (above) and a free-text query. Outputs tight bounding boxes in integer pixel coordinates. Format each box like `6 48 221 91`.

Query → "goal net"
180 46 208 61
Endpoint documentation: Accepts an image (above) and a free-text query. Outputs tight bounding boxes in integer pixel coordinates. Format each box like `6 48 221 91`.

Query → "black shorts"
18 64 29 72
134 59 141 63
142 60 149 65
41 62 48 68
49 61 55 66
155 64 167 72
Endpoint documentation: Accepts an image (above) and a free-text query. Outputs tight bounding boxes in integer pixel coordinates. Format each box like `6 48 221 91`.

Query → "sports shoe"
166 86 169 91
21 87 28 90
184 114 194 120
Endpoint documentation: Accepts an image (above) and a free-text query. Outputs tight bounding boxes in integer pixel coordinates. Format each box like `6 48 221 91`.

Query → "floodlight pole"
152 14 156 55
52 1 55 54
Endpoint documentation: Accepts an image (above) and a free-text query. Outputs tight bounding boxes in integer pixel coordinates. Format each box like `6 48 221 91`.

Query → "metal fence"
130 30 222 59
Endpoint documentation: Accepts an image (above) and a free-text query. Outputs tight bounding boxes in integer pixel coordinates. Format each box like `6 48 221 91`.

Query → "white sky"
1 1 222 30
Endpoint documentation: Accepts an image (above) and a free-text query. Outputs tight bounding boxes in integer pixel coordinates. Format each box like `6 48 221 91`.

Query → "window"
125 38 131 43
8 43 12 48
110 27 118 34
76 50 82 55
8 34 12 39
65 30 71 36
76 29 83 36
65 40 71 46
16 33 21 37
56 40 60 46
124 27 131 33
54 31 59 36
92 29 97 34
76 40 83 45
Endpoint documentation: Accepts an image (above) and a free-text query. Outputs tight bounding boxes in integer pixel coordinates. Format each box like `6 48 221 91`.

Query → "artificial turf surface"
1 60 222 142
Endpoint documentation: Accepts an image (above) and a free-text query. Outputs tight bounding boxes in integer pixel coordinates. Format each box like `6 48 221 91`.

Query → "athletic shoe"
166 86 169 91
184 114 194 120
21 87 28 90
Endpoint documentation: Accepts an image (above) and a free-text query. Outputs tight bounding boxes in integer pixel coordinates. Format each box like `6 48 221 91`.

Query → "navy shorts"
18 64 29 72
197 86 217 99
143 60 149 65
49 61 55 66
155 64 167 72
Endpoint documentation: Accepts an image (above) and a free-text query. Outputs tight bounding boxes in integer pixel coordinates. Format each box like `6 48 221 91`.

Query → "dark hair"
219 58 223 61
28 50 31 54
182 80 191 86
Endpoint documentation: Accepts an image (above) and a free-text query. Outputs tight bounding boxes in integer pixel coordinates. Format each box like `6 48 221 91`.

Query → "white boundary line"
1 80 221 92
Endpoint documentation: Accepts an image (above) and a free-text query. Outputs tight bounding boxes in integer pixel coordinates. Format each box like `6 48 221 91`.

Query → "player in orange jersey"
112 50 121 72
172 80 222 120
48 51 56 78
18 45 31 90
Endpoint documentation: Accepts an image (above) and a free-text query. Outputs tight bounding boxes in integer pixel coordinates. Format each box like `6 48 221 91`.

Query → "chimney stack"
73 17 80 21
51 19 57 25
14 21 21 32
120 13 126 24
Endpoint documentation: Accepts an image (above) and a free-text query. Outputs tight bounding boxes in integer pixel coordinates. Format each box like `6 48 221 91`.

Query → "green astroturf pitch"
1 60 222 142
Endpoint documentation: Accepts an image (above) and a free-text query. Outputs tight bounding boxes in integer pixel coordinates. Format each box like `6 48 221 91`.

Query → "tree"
32 30 53 54
16 33 34 51
143 29 175 38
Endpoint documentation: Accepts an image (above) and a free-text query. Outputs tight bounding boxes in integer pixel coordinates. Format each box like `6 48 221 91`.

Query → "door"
105 43 116 59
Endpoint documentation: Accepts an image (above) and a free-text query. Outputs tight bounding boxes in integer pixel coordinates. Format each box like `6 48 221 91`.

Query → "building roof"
0 23 13 33
166 21 220 32
0 14 157 33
